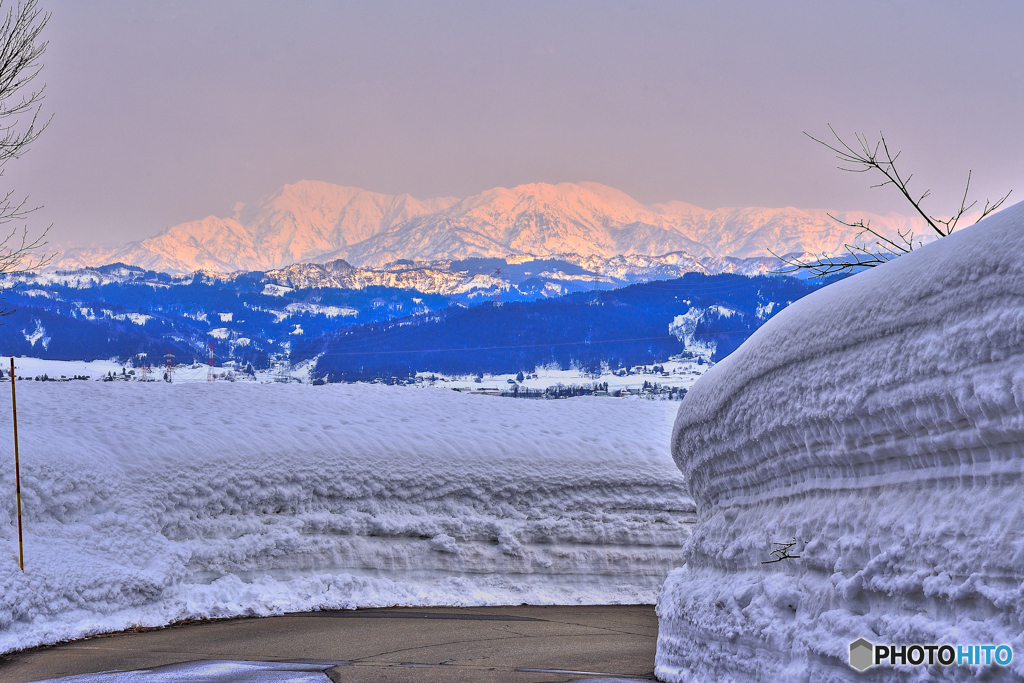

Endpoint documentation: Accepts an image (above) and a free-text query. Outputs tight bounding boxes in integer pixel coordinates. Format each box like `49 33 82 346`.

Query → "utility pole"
164 351 175 383
207 343 215 381
10 358 22 571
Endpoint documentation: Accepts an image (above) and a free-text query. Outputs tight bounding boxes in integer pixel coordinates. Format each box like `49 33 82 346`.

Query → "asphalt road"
0 606 659 683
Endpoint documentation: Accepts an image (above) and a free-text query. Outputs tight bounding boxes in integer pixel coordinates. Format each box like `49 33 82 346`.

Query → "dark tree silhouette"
0 0 52 316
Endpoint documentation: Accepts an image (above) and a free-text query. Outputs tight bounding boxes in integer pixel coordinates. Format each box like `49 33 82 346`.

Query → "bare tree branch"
0 0 53 313
761 538 801 564
777 126 1013 278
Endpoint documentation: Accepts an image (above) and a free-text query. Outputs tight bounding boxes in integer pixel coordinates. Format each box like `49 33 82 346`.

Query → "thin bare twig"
761 538 801 564
0 0 54 311
776 126 1012 278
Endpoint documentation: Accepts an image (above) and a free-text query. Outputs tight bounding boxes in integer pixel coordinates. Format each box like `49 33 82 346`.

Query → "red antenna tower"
207 343 215 381
494 267 502 306
163 351 175 383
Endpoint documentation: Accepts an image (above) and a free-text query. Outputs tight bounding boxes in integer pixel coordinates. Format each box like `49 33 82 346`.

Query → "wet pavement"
0 606 659 683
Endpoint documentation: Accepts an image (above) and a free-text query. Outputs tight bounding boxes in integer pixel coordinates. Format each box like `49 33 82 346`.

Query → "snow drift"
0 384 691 654
657 201 1024 682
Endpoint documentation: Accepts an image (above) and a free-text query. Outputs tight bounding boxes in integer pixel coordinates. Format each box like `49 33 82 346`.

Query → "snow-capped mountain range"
51 180 925 274
10 251 780 302
257 252 782 296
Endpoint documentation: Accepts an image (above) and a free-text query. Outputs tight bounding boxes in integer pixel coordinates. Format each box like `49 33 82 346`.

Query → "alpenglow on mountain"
52 180 925 274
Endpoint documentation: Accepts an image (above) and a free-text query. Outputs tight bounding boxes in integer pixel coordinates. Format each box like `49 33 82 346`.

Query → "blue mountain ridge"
0 261 837 379
308 273 830 381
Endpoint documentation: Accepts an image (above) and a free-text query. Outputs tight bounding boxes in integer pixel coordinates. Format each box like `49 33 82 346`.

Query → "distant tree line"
312 273 831 382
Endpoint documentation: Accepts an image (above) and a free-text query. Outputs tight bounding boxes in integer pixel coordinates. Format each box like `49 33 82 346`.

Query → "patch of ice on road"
35 660 341 682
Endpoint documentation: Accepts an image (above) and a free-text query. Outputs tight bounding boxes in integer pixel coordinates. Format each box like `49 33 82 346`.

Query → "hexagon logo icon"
849 638 874 672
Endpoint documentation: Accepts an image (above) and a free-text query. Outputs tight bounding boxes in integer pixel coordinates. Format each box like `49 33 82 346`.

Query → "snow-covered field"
657 201 1024 681
3 355 709 393
0 381 690 655
3 357 317 385
419 356 711 394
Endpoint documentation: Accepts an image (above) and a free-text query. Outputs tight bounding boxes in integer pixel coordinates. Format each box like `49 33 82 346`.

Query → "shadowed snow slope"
657 201 1024 682
0 384 690 654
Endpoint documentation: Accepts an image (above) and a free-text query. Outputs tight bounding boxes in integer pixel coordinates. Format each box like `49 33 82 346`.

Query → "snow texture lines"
0 383 689 654
657 200 1024 681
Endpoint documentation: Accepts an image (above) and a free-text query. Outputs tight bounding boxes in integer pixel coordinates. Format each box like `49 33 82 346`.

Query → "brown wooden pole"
10 357 22 571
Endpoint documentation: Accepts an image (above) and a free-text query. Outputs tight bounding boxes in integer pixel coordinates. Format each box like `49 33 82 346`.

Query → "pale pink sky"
7 0 1024 244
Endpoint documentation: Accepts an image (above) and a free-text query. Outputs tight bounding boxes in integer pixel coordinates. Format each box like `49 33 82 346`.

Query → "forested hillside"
0 264 834 378
309 274 829 381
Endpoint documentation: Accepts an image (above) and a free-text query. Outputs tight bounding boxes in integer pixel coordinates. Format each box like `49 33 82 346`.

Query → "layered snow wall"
658 201 1024 682
0 383 691 654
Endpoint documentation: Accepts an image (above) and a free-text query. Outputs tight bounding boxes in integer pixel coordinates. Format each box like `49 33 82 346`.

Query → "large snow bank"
0 383 691 654
657 201 1024 682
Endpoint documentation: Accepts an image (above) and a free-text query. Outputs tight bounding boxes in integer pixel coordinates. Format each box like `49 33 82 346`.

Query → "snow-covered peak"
232 180 460 268
49 180 933 274
649 199 712 217
437 181 649 233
